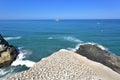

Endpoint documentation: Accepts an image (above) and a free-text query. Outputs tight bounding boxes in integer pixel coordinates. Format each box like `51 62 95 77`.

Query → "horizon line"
0 18 120 20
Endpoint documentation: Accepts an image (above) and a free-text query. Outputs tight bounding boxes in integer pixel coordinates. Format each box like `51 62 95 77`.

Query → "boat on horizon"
55 19 60 22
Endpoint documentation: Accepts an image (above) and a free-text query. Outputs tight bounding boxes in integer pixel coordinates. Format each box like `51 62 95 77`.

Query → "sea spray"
11 47 35 67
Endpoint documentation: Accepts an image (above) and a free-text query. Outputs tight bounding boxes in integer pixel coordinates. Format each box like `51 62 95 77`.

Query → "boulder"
75 44 120 74
0 34 19 68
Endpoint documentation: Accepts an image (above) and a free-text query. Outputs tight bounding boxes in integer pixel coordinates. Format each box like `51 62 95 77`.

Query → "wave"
78 42 107 50
4 36 21 41
48 36 83 43
0 69 9 77
12 60 35 68
11 48 35 67
0 67 15 79
68 42 108 52
48 37 53 39
0 47 35 79
63 36 83 43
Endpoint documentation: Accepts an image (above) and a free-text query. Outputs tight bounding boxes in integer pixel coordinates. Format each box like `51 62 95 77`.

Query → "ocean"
0 19 120 78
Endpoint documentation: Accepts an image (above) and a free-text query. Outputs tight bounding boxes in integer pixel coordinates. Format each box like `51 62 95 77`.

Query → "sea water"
0 19 120 78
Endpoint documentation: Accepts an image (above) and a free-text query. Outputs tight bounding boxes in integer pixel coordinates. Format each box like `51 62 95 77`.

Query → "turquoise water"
0 19 120 78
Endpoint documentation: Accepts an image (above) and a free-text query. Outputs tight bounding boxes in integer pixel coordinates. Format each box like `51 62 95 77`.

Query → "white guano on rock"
4 49 120 80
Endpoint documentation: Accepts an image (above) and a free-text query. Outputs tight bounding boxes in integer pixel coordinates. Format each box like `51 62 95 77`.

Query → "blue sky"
0 0 120 19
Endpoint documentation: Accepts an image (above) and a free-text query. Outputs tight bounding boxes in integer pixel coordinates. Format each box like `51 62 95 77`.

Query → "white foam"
0 69 9 76
63 36 83 43
11 48 35 67
67 42 108 52
18 47 23 50
75 42 107 51
48 37 53 39
0 67 15 79
4 36 21 41
48 36 83 43
75 44 82 50
85 42 106 50
12 60 35 67
67 48 76 52
0 45 4 48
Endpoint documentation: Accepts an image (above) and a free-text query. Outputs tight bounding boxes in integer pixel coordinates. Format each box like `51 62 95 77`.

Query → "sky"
0 0 120 19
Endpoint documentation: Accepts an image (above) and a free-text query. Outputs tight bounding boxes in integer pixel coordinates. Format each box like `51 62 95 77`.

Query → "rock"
0 35 8 52
75 44 120 74
0 34 19 68
4 49 120 80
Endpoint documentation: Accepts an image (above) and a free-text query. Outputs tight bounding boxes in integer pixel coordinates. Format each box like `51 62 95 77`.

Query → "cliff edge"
4 49 120 80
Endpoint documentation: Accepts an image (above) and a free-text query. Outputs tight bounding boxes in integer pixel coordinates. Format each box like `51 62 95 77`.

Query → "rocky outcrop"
75 44 120 74
0 34 19 68
4 49 120 80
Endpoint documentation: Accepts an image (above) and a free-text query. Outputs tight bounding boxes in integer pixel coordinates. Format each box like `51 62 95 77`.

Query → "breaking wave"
0 47 35 79
4 36 21 41
11 47 35 67
63 36 83 43
0 69 10 77
76 42 107 50
68 42 108 52
48 36 83 43
48 37 53 39
0 67 15 79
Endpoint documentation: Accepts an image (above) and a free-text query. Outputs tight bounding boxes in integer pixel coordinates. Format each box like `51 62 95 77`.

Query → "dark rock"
0 34 8 45
75 44 120 74
0 34 19 68
0 34 8 52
